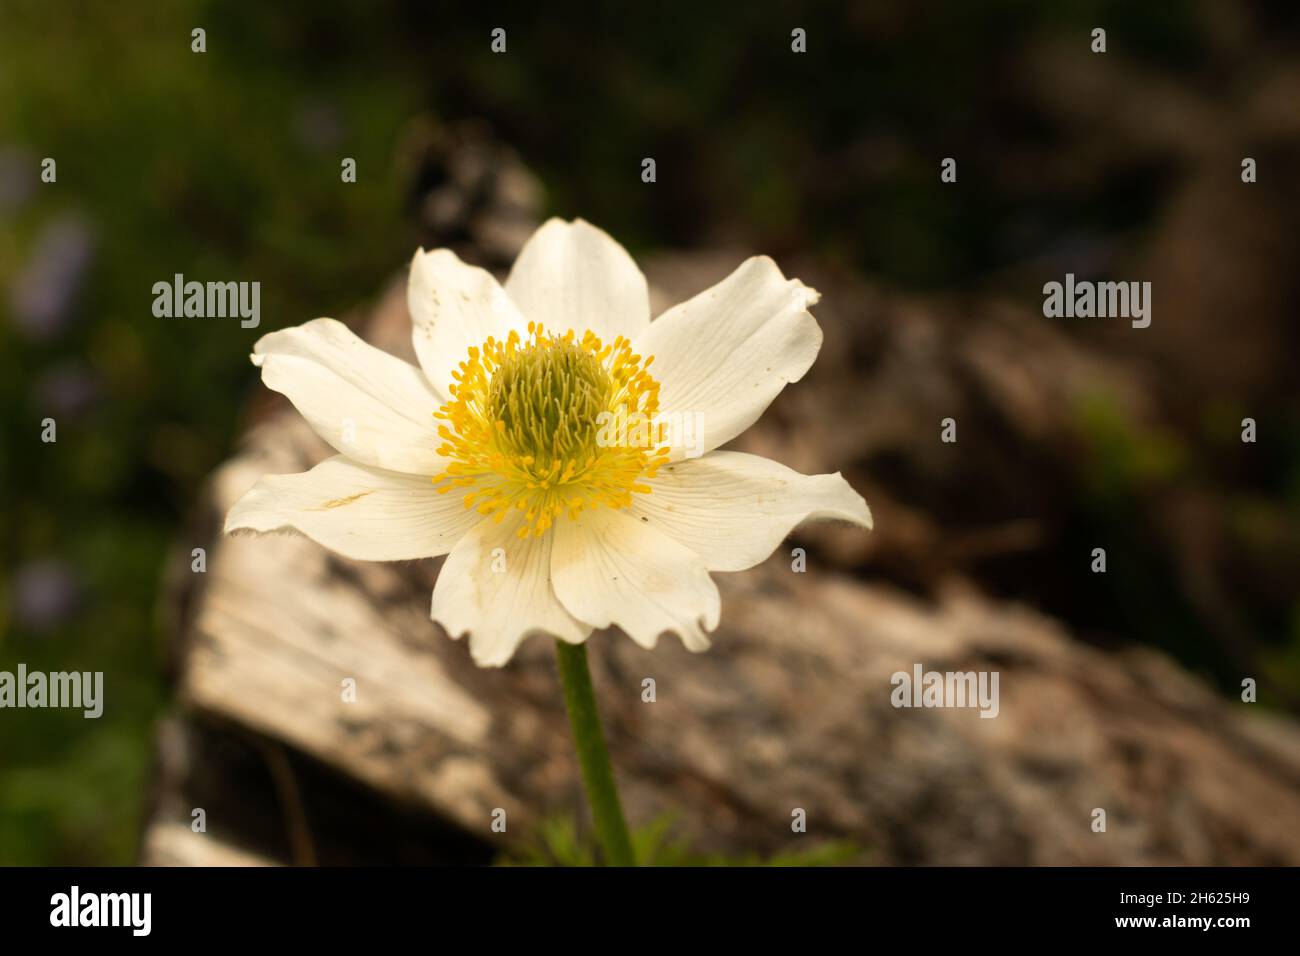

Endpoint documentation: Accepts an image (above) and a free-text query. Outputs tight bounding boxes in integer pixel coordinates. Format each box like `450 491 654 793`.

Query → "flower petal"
224 455 480 561
407 248 529 400
432 510 590 667
504 218 650 341
551 507 720 652
633 256 821 460
253 318 446 475
631 451 872 571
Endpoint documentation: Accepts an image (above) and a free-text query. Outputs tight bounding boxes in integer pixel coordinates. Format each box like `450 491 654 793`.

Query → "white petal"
631 451 872 572
407 248 529 400
634 256 821 460
504 218 650 341
432 510 590 667
551 507 720 652
253 318 446 475
224 455 480 561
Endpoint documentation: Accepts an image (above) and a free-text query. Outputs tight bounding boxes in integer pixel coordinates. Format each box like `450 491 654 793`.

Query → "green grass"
502 814 866 867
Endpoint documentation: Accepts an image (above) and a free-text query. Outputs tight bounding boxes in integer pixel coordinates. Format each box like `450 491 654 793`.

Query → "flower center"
433 322 668 537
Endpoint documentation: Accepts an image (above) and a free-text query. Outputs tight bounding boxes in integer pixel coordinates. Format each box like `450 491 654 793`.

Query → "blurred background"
2 0 1299 865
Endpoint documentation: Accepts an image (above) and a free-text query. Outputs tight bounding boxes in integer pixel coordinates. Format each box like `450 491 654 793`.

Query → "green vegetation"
503 814 865 867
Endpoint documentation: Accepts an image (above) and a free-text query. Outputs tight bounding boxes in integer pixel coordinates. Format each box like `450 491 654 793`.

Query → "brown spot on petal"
318 491 374 509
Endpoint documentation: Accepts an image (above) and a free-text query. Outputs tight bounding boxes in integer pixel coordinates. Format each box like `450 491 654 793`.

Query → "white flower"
225 218 872 666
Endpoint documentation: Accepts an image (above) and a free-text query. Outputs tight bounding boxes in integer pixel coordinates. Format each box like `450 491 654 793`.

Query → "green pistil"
489 339 609 469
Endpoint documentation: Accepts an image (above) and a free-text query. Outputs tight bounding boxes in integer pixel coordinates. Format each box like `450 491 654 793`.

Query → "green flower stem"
554 640 637 866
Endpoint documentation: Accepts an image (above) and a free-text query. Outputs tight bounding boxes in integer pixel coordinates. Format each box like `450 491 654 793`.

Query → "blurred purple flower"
33 361 101 419
8 215 96 342
10 560 82 632
0 146 36 214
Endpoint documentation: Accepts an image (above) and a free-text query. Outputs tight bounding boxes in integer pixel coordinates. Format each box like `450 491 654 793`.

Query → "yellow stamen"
431 325 667 537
